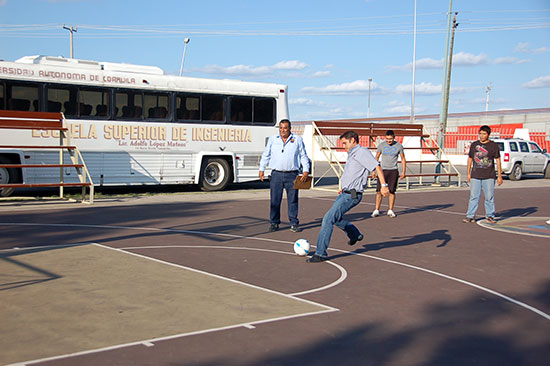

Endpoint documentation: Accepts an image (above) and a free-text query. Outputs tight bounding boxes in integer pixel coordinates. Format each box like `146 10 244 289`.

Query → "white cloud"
522 76 550 89
515 42 530 53
301 80 377 95
386 57 442 71
396 82 441 95
384 101 411 114
415 58 444 69
289 98 329 107
494 57 516 64
272 60 308 70
494 57 531 65
533 47 550 54
515 42 549 54
311 70 331 77
395 82 474 96
452 52 489 66
387 52 488 71
195 60 308 77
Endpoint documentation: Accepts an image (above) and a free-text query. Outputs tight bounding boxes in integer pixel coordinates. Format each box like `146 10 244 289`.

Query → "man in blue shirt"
260 119 310 233
308 130 389 263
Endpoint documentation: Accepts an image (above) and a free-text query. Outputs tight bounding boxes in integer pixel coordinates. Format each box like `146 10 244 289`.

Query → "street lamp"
62 24 77 59
179 38 190 76
367 78 373 118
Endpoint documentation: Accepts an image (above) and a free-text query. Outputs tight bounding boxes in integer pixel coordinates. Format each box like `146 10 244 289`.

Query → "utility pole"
485 82 492 112
435 4 459 183
62 25 77 59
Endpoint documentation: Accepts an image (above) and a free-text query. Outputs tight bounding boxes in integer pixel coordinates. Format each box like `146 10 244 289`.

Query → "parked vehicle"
493 138 550 180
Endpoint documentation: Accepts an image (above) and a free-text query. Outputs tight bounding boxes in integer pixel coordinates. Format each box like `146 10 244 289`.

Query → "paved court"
0 181 549 366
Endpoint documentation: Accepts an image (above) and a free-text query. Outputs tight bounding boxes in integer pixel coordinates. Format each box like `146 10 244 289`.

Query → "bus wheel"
0 156 16 197
200 158 231 191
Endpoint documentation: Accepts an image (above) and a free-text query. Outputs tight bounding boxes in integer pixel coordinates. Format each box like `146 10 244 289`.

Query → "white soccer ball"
294 239 310 256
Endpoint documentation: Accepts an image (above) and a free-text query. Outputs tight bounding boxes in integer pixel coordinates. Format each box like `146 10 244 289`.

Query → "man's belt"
272 170 298 173
343 189 363 194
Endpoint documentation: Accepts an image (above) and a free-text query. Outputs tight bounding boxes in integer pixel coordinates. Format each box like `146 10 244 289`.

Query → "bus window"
47 85 77 116
0 83 4 109
176 94 200 122
144 92 170 120
80 88 109 118
5 84 39 111
230 96 252 124
116 90 143 120
202 94 225 122
253 98 275 125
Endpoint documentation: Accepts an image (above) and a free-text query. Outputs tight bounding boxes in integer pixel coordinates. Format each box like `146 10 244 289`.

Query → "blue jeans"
466 178 496 219
270 170 299 226
315 192 363 257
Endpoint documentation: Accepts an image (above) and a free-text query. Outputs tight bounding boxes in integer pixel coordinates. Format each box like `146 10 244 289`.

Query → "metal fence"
425 127 549 155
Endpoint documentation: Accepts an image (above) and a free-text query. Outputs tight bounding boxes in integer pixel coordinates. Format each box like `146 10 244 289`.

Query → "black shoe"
307 255 327 263
269 223 279 232
347 234 364 246
290 225 302 233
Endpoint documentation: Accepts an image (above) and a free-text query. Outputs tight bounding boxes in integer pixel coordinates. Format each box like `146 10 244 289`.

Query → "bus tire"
200 158 231 191
0 156 19 197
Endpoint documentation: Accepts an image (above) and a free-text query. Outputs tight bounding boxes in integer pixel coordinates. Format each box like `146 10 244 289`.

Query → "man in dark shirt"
463 125 503 224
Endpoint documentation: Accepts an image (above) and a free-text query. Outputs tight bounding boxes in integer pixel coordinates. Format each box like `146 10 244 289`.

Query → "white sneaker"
387 209 396 218
371 209 380 218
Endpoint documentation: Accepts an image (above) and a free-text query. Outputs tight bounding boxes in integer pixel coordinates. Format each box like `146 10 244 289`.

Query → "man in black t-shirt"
463 125 503 223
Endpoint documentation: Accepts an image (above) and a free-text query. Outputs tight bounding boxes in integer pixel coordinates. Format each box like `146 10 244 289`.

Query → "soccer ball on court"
293 239 310 256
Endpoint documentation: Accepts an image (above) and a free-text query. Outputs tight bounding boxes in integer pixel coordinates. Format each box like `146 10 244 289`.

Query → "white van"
494 138 550 180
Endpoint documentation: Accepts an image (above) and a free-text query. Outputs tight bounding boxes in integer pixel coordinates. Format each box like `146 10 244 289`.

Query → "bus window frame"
1 80 41 112
79 86 111 120
144 91 171 121
252 97 276 126
229 95 253 125
45 83 78 116
201 94 226 124
115 88 144 121
175 92 202 123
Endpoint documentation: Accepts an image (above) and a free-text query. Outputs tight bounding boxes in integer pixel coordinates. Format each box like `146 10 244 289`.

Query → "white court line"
477 218 550 239
2 222 549 321
329 247 550 321
119 245 347 297
7 242 339 366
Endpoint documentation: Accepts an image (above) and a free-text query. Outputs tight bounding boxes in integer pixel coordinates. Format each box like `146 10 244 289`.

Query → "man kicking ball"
307 130 389 263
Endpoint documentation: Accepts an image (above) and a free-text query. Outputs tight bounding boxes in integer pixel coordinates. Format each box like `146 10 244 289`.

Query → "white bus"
0 55 288 195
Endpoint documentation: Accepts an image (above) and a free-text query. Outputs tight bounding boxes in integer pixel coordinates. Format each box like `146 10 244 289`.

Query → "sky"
1 0 549 121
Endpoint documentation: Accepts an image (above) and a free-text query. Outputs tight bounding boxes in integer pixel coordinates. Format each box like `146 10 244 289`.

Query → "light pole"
411 0 417 123
62 24 77 59
485 82 492 113
179 38 190 76
367 77 373 118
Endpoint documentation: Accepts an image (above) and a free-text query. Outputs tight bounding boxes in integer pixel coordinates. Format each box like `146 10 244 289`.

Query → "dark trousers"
270 170 299 226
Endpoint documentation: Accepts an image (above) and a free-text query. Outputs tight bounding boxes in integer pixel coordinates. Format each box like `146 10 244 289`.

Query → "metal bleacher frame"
310 120 461 191
0 110 95 203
